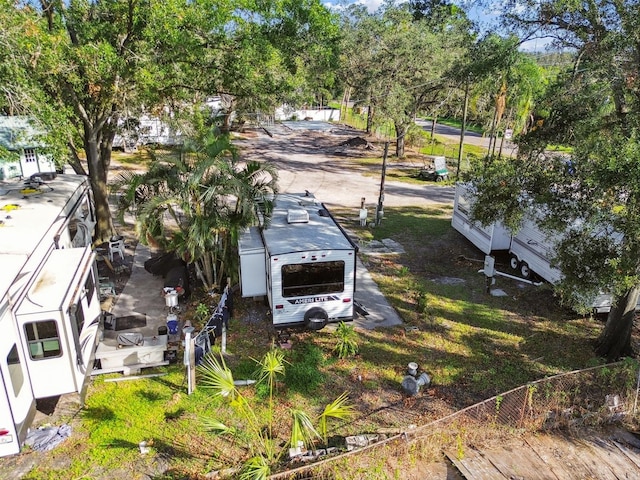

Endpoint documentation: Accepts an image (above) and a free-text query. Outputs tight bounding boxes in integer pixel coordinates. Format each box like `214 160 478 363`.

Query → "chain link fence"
271 360 640 479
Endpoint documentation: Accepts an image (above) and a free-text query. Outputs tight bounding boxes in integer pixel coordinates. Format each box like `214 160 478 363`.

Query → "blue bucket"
167 320 179 335
167 314 179 335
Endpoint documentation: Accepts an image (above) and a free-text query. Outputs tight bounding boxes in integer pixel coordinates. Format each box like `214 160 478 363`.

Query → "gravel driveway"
236 121 455 211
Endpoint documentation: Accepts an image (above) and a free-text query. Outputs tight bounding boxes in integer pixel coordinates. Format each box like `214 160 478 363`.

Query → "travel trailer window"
70 303 86 333
458 193 470 215
85 275 95 308
24 321 62 360
281 261 345 297
6 344 24 396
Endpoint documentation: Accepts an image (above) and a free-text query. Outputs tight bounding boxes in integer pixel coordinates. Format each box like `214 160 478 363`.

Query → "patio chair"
108 237 125 262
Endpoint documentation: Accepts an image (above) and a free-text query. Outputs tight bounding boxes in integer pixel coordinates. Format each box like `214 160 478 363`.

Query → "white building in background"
274 104 341 122
0 116 57 180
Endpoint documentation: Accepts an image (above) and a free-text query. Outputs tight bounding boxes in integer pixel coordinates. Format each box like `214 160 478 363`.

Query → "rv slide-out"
451 183 511 255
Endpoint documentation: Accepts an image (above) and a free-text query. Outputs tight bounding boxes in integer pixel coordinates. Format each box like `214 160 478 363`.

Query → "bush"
405 124 432 148
333 321 359 359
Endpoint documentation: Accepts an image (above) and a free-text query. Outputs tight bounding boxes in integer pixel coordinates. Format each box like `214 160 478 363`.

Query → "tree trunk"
595 285 640 360
366 104 374 134
395 123 409 158
456 81 470 180
221 97 237 133
84 129 115 243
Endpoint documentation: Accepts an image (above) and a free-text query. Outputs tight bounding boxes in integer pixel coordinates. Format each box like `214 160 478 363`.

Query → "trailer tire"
509 255 519 271
520 262 532 279
304 307 329 331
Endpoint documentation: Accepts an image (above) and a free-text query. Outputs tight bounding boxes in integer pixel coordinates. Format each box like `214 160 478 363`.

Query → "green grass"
19 205 611 479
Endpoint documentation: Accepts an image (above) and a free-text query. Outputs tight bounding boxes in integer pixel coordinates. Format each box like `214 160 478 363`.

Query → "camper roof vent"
287 208 310 224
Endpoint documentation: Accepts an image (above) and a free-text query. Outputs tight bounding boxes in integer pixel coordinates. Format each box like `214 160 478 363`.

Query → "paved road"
415 119 519 157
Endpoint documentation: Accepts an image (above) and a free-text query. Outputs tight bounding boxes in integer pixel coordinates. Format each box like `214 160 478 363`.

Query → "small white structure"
274 105 341 122
451 183 511 254
238 193 357 330
0 116 57 180
0 174 99 456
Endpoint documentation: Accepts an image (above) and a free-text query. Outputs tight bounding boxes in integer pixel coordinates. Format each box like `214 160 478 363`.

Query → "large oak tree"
1 0 338 242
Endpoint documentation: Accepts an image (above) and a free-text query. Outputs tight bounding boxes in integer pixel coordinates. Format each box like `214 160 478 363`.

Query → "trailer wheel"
509 255 519 271
520 262 532 279
436 175 444 182
304 307 329 331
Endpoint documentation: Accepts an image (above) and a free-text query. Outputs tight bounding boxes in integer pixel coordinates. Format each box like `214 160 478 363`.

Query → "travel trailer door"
0 309 36 456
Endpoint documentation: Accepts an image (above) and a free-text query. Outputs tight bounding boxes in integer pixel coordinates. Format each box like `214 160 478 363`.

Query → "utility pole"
376 142 389 226
457 80 470 180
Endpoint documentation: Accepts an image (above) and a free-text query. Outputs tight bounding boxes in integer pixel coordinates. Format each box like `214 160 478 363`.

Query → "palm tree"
115 130 278 291
198 350 354 478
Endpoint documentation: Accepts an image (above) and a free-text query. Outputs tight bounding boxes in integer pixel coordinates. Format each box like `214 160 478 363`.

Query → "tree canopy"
467 0 640 360
1 0 338 241
338 2 471 157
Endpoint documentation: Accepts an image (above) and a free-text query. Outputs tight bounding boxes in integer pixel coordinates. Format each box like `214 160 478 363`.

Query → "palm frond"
290 409 320 450
318 392 355 445
239 455 270 480
197 353 237 400
201 418 238 437
254 349 286 387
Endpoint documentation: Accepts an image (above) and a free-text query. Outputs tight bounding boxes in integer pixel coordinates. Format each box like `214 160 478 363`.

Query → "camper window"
6 344 24 396
24 320 62 360
85 275 95 308
458 194 470 215
70 302 86 333
281 261 345 297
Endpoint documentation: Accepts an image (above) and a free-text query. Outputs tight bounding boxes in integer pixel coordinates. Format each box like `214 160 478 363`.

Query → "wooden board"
445 430 640 480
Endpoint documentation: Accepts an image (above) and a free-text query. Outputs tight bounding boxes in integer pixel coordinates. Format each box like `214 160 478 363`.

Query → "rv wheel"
304 307 329 331
520 262 532 279
509 255 519 271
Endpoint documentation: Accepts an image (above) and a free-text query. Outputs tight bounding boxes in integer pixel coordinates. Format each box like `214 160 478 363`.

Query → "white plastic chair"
108 237 125 262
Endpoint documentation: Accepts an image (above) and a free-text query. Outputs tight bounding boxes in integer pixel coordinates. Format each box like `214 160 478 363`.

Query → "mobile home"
238 193 357 330
0 174 99 455
451 183 512 255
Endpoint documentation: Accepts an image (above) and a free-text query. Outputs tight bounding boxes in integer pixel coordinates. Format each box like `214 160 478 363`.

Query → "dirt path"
235 123 455 211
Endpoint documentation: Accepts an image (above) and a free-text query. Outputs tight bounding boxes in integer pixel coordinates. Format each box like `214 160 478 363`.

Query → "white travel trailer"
507 215 563 284
238 193 357 330
0 174 100 456
452 183 560 281
451 183 512 255
452 183 631 313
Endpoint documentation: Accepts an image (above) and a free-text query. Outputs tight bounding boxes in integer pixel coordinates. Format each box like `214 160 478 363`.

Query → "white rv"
451 183 512 255
238 193 357 330
452 183 632 313
507 215 563 283
0 174 100 456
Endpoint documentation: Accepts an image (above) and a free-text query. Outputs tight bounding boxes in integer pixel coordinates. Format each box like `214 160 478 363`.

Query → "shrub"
333 321 359 359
